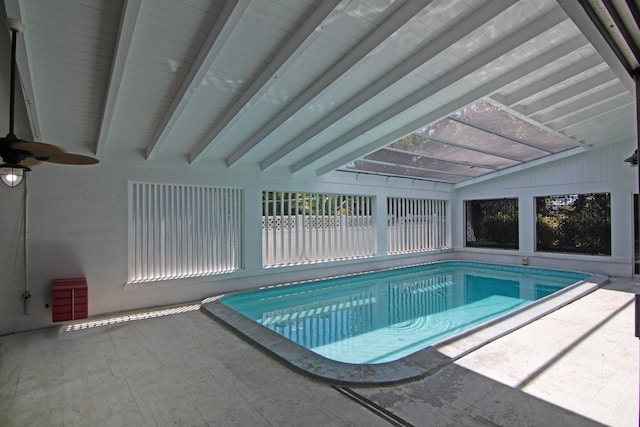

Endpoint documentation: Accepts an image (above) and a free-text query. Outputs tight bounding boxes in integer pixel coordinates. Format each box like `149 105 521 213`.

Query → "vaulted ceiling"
1 0 637 186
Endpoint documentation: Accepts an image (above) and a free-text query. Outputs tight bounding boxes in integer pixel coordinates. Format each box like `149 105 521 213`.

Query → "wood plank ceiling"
0 0 636 185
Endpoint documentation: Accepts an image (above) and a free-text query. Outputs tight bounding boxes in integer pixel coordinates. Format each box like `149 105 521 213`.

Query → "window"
536 193 611 255
387 197 447 254
465 198 519 249
262 191 374 267
129 182 242 282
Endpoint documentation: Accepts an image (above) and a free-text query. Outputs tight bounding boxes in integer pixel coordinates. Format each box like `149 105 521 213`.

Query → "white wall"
0 161 453 334
1 139 636 335
452 140 638 277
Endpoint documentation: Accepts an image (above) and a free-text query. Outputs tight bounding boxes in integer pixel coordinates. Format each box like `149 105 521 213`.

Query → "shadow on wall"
27 241 86 322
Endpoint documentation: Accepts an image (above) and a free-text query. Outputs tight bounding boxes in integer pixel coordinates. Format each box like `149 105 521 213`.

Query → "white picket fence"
262 214 375 266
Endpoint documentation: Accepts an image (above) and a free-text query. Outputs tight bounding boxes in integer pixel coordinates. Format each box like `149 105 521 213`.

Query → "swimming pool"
202 261 605 384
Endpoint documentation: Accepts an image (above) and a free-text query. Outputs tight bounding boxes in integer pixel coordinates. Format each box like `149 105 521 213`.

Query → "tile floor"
353 279 638 426
0 279 637 426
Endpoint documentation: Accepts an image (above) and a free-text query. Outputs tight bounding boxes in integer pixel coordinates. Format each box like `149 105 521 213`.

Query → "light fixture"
0 164 29 187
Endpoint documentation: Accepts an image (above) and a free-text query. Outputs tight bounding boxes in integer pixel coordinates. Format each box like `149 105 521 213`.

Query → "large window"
262 191 375 267
465 198 519 249
387 197 447 254
128 182 242 283
536 193 611 255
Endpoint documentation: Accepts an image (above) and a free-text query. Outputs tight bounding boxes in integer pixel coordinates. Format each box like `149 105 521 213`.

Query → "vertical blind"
387 197 447 254
129 182 242 282
129 185 449 282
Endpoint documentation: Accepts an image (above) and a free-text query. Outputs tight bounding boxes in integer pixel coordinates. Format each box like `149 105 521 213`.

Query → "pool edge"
200 272 608 386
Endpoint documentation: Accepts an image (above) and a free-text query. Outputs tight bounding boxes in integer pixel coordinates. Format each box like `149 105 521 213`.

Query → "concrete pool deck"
0 278 637 426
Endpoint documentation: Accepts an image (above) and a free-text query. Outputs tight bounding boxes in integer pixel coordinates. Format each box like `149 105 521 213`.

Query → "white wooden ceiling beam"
563 112 634 147
549 95 634 131
314 33 586 176
96 0 141 157
222 0 439 167
556 0 635 92
516 69 617 116
259 0 517 171
188 0 343 163
489 93 509 106
4 0 42 141
533 82 628 124
504 53 603 107
293 8 568 174
146 0 251 159
560 103 635 135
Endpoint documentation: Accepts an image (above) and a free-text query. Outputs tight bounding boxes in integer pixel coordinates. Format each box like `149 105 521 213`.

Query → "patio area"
0 279 637 426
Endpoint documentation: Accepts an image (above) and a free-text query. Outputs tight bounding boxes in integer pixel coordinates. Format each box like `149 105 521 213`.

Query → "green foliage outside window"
465 198 519 249
535 193 611 255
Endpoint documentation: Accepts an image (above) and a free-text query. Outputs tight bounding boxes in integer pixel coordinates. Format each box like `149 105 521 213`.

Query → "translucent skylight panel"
417 118 547 161
452 100 577 152
363 149 493 176
340 97 575 184
389 134 520 169
340 160 469 183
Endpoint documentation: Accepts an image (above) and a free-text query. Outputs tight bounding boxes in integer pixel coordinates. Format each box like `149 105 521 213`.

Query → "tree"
536 193 611 255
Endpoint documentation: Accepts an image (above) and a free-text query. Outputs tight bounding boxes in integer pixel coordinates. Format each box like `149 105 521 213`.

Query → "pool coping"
200 268 608 386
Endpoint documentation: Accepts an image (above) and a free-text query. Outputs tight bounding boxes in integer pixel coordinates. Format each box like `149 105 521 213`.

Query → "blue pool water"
222 261 588 364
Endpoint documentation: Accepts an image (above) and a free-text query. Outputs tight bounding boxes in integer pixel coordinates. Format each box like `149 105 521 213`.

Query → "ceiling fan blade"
19 157 40 167
11 141 64 157
1 22 100 175
44 153 99 165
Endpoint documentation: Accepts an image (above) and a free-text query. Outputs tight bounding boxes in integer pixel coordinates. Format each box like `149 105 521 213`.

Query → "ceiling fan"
0 19 98 186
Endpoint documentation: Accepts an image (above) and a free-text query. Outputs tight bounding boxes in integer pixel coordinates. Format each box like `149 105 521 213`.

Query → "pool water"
222 262 588 364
